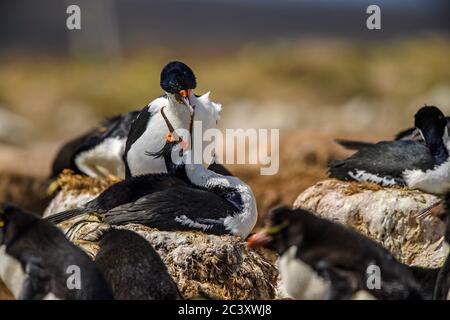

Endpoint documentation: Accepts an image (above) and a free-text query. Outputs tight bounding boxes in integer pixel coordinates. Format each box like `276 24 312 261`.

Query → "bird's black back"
103 185 237 235
86 173 188 212
329 140 435 180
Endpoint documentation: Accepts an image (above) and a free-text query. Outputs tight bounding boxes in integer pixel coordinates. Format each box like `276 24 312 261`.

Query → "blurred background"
0 0 448 218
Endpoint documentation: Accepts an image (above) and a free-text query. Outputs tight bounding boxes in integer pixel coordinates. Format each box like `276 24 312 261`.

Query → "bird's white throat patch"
278 246 327 300
0 245 25 299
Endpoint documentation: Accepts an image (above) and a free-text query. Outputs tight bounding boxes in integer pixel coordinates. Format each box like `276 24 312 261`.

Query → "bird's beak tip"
246 231 271 248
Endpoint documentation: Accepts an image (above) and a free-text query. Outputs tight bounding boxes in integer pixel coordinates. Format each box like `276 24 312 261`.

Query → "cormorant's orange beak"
179 89 193 113
179 89 191 98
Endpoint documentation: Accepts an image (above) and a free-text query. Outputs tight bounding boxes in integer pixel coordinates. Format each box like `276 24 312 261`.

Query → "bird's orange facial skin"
179 89 190 98
166 132 174 142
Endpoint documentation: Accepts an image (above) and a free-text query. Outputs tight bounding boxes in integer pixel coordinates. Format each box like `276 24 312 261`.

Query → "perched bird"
335 107 450 151
95 229 182 300
50 60 230 185
247 206 440 300
0 204 113 300
329 106 450 194
125 61 227 178
50 111 140 180
46 140 257 238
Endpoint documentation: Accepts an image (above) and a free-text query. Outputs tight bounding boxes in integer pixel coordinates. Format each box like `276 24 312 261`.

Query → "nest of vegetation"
56 169 120 195
43 170 119 217
294 179 445 268
43 171 278 300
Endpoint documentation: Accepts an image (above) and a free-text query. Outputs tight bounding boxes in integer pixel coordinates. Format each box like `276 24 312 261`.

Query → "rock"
293 179 445 268
42 170 278 300
57 219 277 300
0 107 33 145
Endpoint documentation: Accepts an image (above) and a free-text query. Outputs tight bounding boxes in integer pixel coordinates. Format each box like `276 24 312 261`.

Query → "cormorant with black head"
124 61 229 178
329 106 450 194
49 61 230 189
335 105 450 151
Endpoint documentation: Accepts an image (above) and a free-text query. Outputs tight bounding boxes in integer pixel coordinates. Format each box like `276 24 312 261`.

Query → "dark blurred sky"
0 0 448 54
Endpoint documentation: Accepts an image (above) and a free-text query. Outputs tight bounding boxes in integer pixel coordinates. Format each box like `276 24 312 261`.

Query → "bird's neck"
184 162 233 191
429 140 449 166
184 162 257 237
165 98 192 127
423 130 449 166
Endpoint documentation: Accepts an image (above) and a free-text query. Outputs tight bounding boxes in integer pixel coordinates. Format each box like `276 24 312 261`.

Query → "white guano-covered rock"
293 179 446 268
58 219 277 300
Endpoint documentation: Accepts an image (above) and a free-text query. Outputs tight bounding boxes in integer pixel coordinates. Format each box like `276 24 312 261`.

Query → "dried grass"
57 169 119 196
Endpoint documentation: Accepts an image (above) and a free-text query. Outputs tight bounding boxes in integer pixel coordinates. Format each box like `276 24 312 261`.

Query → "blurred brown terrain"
0 38 449 223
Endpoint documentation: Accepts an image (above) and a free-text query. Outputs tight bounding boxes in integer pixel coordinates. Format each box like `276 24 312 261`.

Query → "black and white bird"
247 206 439 300
95 229 182 300
336 107 450 151
329 106 450 194
50 61 228 183
46 141 257 238
50 111 140 180
0 204 113 300
125 61 225 178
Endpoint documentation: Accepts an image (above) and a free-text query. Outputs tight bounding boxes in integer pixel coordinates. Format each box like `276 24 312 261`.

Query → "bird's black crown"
160 61 197 94
415 105 446 132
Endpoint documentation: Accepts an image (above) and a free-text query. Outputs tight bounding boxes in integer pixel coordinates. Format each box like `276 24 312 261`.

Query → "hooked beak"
179 89 194 113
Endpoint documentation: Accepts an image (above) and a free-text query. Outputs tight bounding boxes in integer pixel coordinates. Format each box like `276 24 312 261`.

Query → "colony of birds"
1 61 450 300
